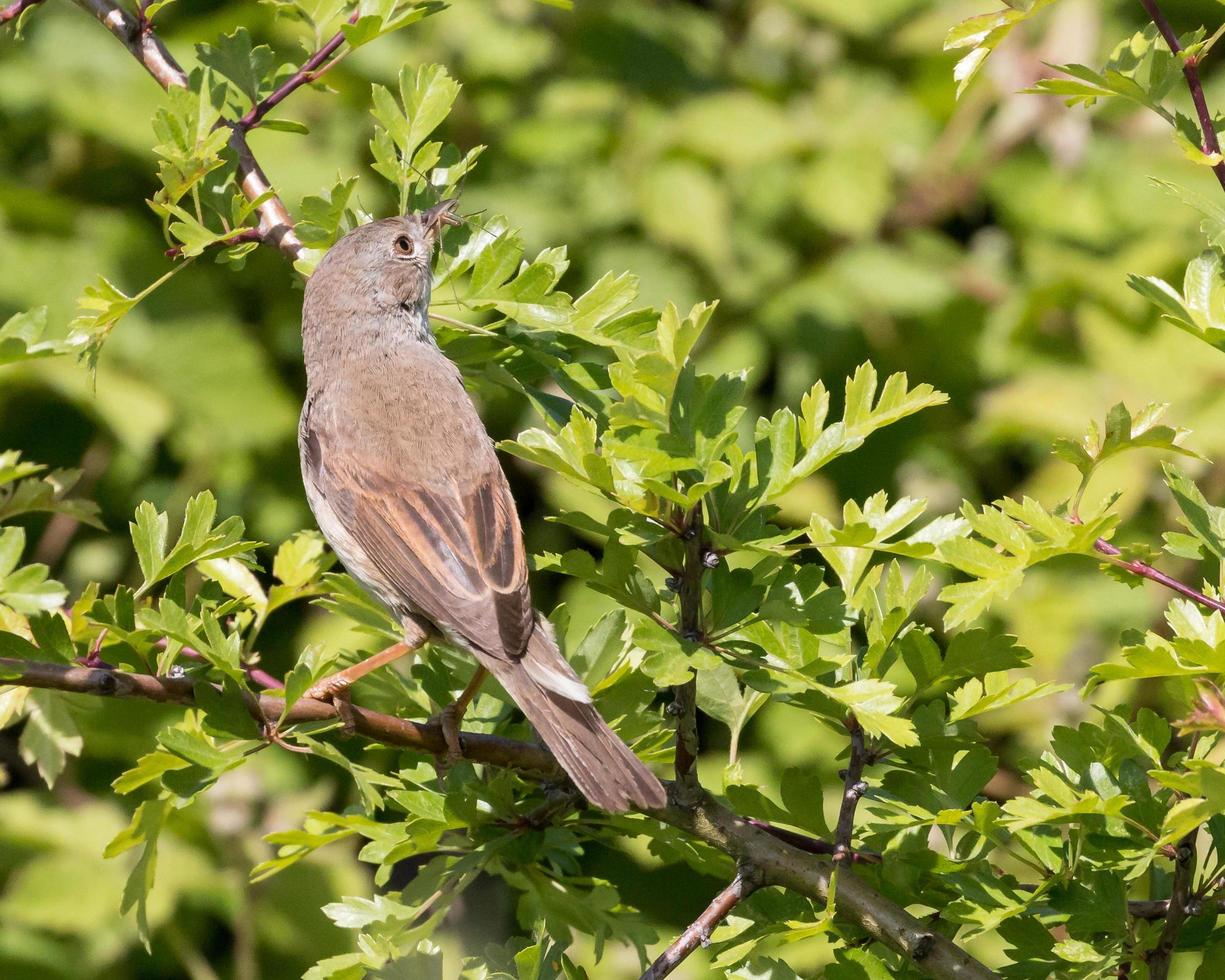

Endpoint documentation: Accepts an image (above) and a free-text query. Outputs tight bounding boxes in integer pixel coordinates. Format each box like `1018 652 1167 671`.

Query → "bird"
296 201 667 812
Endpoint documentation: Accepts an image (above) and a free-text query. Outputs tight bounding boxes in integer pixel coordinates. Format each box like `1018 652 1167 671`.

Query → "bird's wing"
302 413 535 660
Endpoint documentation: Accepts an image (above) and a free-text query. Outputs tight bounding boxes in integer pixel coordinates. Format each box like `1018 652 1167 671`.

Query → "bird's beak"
420 199 461 239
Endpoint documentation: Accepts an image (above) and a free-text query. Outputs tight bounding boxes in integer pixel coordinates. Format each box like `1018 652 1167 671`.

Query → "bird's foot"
438 701 464 766
303 676 357 735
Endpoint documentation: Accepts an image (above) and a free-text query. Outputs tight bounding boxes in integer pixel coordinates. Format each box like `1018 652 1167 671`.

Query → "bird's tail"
483 622 667 812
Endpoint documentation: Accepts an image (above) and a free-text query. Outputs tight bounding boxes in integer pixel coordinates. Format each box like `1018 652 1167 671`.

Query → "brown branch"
236 11 360 132
640 866 761 980
228 129 301 259
1094 538 1225 615
834 715 869 862
72 0 186 89
68 0 303 261
660 790 999 979
1139 0 1225 193
0 0 44 25
1129 895 1223 921
0 655 998 980
0 656 559 773
671 503 704 799
1145 829 1198 978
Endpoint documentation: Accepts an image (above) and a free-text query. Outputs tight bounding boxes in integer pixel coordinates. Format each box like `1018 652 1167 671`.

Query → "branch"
0 656 559 773
1094 538 1225 615
1145 829 1198 979
834 715 869 862
0 655 998 980
640 867 761 980
236 11 360 132
1139 0 1225 193
671 503 704 798
659 790 999 980
0 0 44 25
68 0 303 260
1129 895 1223 921
744 818 882 864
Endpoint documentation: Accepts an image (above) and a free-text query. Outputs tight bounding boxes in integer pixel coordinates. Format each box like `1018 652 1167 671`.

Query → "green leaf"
112 751 191 795
0 534 67 614
0 459 101 527
1129 249 1225 353
936 497 1115 628
817 679 917 747
1162 463 1225 561
105 798 171 949
0 307 88 365
944 0 1057 97
129 493 260 595
370 64 462 211
761 364 947 503
195 28 275 108
949 674 1070 722
1052 402 1203 489
18 690 82 787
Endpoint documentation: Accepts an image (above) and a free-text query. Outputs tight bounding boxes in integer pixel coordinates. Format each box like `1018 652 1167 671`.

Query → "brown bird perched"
297 201 666 812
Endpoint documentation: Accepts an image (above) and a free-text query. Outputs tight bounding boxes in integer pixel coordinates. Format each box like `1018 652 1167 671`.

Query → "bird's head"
305 200 460 319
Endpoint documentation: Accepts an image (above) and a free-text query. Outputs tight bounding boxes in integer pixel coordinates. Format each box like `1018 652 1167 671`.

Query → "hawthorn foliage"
5 0 1225 977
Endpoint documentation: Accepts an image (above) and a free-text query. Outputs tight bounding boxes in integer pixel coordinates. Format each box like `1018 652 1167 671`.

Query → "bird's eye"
393 235 415 256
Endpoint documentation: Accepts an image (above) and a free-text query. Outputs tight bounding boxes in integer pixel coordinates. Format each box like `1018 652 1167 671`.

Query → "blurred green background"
2 0 1224 976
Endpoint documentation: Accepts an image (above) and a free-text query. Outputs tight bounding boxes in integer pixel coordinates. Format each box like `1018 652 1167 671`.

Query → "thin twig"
1094 538 1225 615
236 11 360 131
1139 0 1225 193
640 867 761 980
1145 829 1199 978
68 0 303 260
744 818 882 864
834 715 869 862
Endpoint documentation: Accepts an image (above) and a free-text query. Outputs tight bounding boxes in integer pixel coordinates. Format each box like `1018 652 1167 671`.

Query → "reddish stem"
0 0 45 25
744 818 882 864
1094 538 1225 615
236 11 360 132
1139 0 1225 193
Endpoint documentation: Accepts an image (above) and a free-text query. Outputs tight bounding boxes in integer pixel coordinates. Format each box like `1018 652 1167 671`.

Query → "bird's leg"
303 621 428 732
438 665 488 763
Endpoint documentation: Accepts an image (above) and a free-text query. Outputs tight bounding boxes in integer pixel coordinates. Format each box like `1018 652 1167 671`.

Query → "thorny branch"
1139 0 1225 193
744 818 882 864
639 866 762 980
1144 829 1198 979
834 714 869 862
670 503 704 800
0 655 999 980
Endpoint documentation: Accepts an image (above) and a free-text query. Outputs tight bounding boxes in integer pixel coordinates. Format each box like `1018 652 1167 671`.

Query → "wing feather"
308 417 535 660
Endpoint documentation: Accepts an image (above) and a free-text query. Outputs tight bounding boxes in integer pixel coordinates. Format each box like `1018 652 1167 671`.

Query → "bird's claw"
304 677 357 736
439 701 464 765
